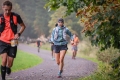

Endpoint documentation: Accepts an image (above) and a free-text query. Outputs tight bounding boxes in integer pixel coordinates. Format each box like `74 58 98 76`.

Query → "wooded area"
0 0 50 38
0 0 82 39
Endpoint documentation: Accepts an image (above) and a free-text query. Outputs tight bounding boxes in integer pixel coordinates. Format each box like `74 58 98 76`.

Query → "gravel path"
6 44 97 80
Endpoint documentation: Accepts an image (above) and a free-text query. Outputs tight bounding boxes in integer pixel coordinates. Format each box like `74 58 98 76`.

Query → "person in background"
37 38 41 52
51 42 55 60
71 34 80 59
50 23 58 60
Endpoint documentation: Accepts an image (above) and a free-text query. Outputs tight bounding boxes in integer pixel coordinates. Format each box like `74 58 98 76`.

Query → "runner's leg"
74 46 77 59
0 53 7 80
38 46 39 52
39 46 40 52
59 50 66 71
72 50 75 59
55 53 60 65
6 56 13 75
7 57 14 67
53 50 55 60
51 50 53 58
6 46 17 75
73 51 77 59
74 50 77 58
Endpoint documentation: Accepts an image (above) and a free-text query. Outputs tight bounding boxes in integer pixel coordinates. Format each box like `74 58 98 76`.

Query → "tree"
0 0 51 38
33 0 50 37
48 6 83 38
0 0 4 13
45 0 120 50
12 0 50 38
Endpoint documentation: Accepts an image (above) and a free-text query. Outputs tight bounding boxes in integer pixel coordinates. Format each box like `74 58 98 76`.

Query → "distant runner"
50 23 58 60
37 38 41 52
71 34 80 59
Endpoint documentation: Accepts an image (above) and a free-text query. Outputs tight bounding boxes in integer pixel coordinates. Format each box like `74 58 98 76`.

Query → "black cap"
58 18 64 23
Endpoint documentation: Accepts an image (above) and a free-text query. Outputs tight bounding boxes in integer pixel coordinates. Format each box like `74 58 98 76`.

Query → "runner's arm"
18 23 26 35
50 29 55 43
66 29 73 41
14 15 26 39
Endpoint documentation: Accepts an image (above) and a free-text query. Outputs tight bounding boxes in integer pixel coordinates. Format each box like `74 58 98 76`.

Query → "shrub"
97 47 120 63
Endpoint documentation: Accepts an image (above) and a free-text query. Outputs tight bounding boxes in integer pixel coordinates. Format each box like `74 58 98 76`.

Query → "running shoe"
57 70 63 78
6 67 11 75
51 58 55 61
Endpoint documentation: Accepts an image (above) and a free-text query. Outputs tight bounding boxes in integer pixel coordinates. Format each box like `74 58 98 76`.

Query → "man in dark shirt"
37 38 41 52
0 1 26 80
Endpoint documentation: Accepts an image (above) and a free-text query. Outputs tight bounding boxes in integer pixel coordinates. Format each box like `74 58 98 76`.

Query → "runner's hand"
14 33 20 39
71 40 74 45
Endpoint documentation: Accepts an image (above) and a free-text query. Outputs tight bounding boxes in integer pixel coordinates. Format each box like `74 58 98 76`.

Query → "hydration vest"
54 26 67 40
0 12 17 34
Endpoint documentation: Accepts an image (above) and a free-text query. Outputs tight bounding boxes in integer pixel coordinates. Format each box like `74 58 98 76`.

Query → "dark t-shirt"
37 40 41 46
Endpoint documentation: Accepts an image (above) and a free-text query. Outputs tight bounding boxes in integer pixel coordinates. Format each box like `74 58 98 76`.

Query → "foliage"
0 0 50 38
33 0 50 37
80 59 111 80
45 0 120 50
97 47 120 63
110 56 120 80
48 6 83 38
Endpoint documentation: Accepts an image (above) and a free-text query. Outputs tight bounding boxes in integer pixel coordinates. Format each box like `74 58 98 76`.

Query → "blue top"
51 26 73 45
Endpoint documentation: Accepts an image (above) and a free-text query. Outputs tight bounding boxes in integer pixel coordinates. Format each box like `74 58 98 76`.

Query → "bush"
81 62 112 80
97 47 120 80
78 40 98 57
97 47 120 63
109 56 120 80
79 41 120 80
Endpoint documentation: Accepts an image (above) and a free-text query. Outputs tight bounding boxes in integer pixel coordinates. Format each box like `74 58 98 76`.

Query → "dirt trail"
7 44 97 80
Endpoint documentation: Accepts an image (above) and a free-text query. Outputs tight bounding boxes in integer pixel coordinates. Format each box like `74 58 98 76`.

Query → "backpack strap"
0 14 5 23
0 14 5 33
54 27 59 40
62 27 67 40
10 12 17 34
0 12 17 34
0 13 17 34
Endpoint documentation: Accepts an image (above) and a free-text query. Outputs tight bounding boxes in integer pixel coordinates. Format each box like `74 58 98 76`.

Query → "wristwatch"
17 33 21 36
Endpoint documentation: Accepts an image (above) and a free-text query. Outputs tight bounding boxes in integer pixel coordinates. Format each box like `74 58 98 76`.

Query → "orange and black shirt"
0 13 23 43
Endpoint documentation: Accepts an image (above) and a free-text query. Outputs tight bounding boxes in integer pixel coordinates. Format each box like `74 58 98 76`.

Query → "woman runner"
51 18 73 78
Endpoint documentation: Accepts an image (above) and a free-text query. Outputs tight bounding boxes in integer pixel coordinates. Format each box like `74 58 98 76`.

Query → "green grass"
0 50 42 72
40 43 51 50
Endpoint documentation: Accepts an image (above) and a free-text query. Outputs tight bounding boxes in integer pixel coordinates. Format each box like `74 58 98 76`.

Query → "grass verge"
0 50 42 72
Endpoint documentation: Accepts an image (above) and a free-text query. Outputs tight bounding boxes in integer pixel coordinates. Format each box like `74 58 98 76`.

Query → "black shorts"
37 45 40 47
51 45 55 51
0 40 17 58
54 45 68 53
